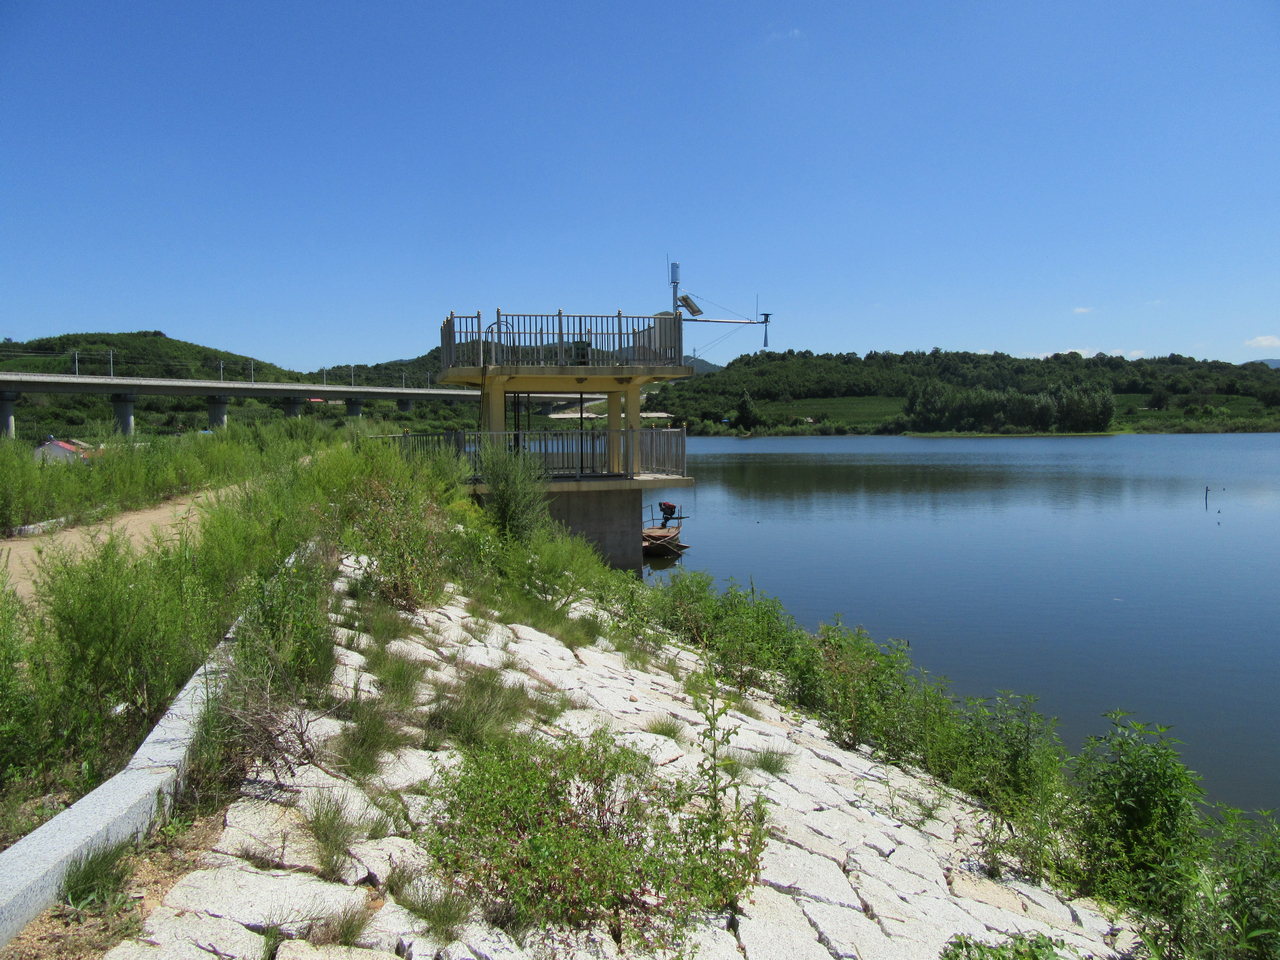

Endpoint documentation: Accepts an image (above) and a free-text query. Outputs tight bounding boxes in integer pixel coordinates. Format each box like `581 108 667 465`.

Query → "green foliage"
650 347 1280 416
686 667 769 905
236 555 337 693
308 905 372 948
477 441 549 543
1073 712 1206 926
1196 806 1280 959
17 532 215 784
343 467 448 611
643 716 687 743
941 932 1071 959
0 419 349 532
367 650 427 712
429 727 762 950
747 746 792 776
734 389 763 430
656 573 1066 880
0 573 33 781
903 380 1115 433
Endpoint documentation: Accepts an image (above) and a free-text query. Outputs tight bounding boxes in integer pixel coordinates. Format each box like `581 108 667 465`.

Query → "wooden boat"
643 502 689 557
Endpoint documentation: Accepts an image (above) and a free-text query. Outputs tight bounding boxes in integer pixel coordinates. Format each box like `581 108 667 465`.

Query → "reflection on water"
646 434 1280 812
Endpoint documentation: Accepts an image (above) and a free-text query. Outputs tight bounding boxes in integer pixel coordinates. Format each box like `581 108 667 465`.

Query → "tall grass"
476 441 549 543
0 419 352 532
0 433 380 849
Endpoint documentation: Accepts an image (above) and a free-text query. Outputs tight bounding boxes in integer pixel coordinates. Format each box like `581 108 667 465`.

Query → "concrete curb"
0 635 235 949
3 516 69 538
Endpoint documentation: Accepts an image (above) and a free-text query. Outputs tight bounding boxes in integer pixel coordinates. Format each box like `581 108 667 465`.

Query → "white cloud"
1128 350 1144 359
1246 335 1280 349
1073 307 1093 314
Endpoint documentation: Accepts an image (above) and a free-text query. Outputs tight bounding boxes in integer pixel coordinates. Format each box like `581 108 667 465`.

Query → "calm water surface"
647 434 1280 812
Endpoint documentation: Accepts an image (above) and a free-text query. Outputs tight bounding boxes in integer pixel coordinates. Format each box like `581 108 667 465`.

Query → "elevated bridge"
0 372 600 437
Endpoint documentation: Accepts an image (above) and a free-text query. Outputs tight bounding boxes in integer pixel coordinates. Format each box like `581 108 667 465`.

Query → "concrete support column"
607 392 622 472
396 399 414 413
0 392 18 440
207 396 230 429
111 394 137 436
481 377 507 434
282 397 304 418
345 398 364 418
624 384 642 474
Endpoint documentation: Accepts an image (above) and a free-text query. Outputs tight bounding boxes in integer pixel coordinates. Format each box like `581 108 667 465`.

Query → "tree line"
646 348 1280 431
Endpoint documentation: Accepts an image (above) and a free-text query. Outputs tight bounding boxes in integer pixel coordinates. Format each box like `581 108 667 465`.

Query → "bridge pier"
282 397 305 418
111 394 136 436
0 391 17 440
396 399 414 413
345 398 363 418
0 392 17 439
207 396 230 429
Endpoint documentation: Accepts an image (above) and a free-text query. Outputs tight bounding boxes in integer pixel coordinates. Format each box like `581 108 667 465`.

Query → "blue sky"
2 2 1278 369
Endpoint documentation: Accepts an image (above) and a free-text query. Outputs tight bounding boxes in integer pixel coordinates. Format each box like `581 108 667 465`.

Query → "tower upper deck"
439 310 693 391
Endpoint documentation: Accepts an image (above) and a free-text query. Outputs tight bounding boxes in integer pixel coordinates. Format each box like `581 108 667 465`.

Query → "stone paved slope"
103 557 1133 960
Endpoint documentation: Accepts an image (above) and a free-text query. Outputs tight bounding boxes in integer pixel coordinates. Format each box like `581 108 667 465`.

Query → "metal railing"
440 311 684 369
388 427 686 480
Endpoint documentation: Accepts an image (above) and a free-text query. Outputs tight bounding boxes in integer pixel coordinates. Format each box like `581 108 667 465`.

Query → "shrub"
1073 712 1206 932
477 442 548 543
235 554 336 694
344 474 447 611
30 532 215 762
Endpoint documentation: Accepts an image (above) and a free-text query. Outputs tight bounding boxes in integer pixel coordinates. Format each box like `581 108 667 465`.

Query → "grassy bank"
9 435 1277 957
639 572 1280 959
0 433 396 848
0 419 369 532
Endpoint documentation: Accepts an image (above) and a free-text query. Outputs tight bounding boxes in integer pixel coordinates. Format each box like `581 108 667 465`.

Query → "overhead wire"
681 290 755 322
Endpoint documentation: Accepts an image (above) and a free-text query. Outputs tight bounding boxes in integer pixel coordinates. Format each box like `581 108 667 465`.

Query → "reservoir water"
648 433 1280 813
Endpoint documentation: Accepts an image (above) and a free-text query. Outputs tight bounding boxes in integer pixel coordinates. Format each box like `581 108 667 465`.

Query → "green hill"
0 331 301 382
645 348 1280 435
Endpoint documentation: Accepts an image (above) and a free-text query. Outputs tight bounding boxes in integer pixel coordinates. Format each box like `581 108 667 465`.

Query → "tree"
734 390 762 430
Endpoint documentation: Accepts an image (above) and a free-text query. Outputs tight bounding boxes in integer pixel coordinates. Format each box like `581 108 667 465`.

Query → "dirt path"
0 490 225 603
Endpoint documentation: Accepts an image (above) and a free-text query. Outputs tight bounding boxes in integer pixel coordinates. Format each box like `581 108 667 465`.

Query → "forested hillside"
645 348 1280 434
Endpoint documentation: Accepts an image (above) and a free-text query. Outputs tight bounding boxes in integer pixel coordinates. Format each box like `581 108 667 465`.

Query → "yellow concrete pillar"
607 392 622 472
481 377 508 434
624 383 642 474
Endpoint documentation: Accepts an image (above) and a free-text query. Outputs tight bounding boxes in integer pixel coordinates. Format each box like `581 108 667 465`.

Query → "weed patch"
331 697 411 780
429 727 762 950
386 863 473 942
422 667 560 751
643 716 686 744
302 792 362 881
307 904 372 947
61 839 133 913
